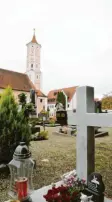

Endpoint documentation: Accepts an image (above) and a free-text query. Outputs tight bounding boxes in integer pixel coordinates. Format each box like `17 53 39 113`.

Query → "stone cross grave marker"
68 86 112 181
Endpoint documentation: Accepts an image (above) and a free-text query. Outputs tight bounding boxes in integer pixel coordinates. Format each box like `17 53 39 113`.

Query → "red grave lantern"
8 142 34 202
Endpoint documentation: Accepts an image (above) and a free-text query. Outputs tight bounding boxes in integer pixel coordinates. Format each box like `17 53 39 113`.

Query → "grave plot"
31 86 112 202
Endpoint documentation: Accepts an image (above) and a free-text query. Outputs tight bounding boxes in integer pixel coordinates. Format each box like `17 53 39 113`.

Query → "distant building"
0 29 47 116
47 87 100 117
47 86 77 117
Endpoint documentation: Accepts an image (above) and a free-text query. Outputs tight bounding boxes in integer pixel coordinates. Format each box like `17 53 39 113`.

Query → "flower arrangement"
43 172 86 202
43 184 80 202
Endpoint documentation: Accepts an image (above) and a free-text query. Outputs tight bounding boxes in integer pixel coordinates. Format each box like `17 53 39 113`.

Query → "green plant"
18 93 27 107
49 119 55 124
31 126 40 134
0 87 31 163
39 117 43 121
18 93 35 118
29 117 39 127
24 102 35 118
38 130 49 140
56 91 66 110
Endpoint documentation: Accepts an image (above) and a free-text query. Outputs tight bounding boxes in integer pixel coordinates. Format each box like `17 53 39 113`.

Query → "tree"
102 96 112 110
56 91 66 110
18 93 27 107
0 87 31 163
18 92 35 118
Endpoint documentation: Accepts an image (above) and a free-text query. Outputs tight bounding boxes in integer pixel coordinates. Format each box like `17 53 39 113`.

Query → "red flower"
62 194 71 202
43 183 81 202
58 185 68 193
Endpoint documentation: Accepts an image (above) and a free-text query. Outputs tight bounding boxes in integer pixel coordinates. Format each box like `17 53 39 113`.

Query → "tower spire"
31 28 37 43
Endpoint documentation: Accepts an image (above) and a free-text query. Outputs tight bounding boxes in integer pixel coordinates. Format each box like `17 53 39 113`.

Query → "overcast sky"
0 0 112 97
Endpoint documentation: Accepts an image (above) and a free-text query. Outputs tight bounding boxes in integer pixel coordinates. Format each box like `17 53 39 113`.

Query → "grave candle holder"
8 142 34 202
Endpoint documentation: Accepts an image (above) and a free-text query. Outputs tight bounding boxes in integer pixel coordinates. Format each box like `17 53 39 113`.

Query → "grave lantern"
8 142 34 202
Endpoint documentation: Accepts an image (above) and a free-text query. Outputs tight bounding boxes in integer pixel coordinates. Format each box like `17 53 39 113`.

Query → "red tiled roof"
36 89 47 97
0 68 46 97
48 86 77 103
48 86 100 104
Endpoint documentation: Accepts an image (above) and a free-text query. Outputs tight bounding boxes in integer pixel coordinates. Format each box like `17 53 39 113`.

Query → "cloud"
0 0 112 98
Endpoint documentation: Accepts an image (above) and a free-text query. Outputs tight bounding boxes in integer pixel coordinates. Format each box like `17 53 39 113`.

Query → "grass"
1 127 112 201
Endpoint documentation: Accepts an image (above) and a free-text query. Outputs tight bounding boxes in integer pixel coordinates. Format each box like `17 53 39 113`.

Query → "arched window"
31 64 33 68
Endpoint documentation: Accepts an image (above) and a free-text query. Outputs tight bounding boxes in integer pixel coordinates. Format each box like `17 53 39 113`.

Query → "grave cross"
69 86 112 181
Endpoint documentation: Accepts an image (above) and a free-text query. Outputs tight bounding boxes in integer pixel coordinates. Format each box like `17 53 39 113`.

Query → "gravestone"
83 172 105 202
56 102 68 126
56 110 67 126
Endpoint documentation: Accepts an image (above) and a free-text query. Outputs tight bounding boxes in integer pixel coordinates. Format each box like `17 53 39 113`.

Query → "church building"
0 30 47 116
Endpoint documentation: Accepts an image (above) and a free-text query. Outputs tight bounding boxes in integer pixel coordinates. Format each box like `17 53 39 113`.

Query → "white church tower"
26 29 42 90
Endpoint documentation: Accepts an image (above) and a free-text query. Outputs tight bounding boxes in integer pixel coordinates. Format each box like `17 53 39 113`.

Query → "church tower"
26 29 41 90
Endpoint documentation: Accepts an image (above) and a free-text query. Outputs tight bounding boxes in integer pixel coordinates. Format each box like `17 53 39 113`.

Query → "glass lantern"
8 142 34 202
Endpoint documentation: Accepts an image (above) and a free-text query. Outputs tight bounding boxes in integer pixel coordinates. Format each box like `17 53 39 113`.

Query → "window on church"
31 64 33 68
40 99 43 103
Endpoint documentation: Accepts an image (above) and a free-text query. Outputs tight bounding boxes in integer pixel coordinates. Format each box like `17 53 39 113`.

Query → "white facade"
67 94 76 111
48 103 56 117
26 31 42 90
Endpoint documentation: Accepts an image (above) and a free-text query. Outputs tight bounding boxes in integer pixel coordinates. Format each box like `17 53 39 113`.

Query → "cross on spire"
33 28 35 36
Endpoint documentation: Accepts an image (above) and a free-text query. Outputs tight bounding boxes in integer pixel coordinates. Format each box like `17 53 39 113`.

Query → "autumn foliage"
102 96 112 110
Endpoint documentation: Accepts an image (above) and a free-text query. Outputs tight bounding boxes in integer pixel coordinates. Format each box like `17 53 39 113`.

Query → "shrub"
18 93 35 118
29 117 40 127
0 87 31 163
24 102 35 118
49 118 55 124
18 93 27 106
31 126 40 134
38 131 49 140
31 130 49 141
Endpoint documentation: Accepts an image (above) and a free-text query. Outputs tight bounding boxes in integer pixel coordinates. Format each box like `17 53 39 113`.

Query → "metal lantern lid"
13 142 31 160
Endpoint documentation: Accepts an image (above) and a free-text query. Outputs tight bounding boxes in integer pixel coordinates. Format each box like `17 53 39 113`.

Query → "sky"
0 0 112 98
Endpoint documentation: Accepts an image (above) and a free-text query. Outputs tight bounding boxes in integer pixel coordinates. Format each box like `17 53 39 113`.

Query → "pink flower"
82 178 86 183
